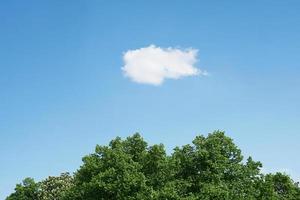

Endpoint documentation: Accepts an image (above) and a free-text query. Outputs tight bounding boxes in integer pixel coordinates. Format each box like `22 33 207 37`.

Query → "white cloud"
122 45 207 85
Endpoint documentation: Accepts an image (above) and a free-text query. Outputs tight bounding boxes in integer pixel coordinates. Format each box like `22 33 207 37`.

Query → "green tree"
171 131 263 199
6 178 40 200
39 173 74 200
257 173 300 200
6 131 300 200
64 134 151 200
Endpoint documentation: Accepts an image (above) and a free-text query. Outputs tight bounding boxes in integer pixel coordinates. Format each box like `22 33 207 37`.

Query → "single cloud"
122 45 207 85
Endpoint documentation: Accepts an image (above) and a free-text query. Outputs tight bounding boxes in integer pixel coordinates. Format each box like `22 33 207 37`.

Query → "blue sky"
1 0 300 198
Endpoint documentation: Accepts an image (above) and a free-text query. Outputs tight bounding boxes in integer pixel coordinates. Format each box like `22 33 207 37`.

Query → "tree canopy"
6 131 300 200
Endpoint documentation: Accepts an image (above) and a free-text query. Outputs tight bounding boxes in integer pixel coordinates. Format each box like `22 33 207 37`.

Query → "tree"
6 178 39 200
64 134 151 200
6 131 300 200
6 174 73 200
258 173 300 200
39 173 74 200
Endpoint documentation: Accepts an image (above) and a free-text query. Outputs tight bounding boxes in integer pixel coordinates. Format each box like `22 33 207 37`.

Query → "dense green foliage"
38 173 74 200
7 131 300 199
6 173 73 200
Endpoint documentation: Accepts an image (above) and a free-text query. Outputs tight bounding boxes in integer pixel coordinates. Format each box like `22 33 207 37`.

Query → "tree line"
6 131 300 199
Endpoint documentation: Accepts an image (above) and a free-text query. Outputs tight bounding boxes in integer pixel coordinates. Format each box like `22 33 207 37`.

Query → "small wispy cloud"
122 45 207 85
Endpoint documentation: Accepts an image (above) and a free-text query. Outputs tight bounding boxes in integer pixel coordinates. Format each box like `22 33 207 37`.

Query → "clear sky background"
1 0 300 198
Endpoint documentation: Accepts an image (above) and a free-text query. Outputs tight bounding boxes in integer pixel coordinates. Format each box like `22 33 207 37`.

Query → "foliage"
6 173 73 200
38 172 74 200
6 131 300 199
6 178 39 200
